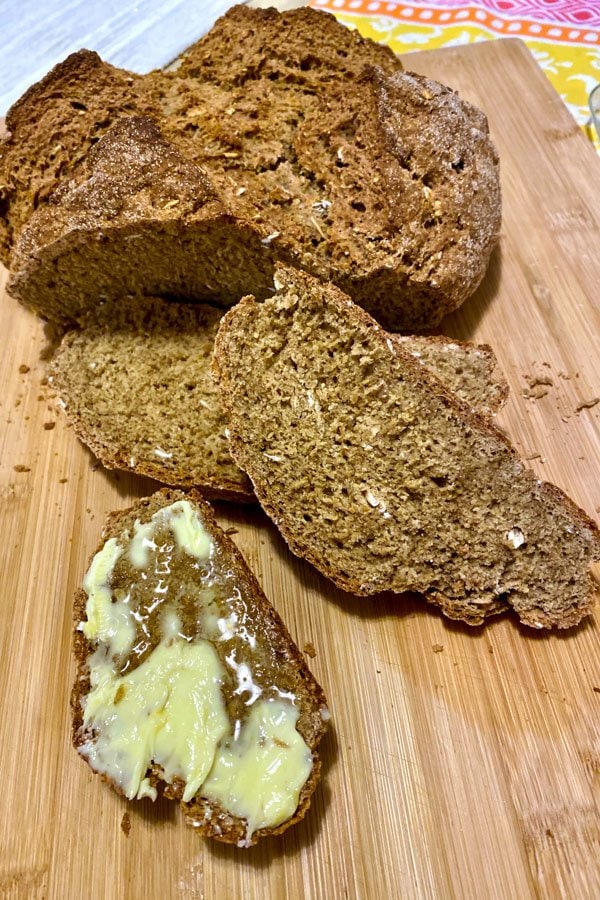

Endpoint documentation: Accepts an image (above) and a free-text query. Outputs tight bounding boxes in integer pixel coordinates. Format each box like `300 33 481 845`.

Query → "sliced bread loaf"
47 289 507 500
3 4 501 332
72 488 329 846
213 267 600 629
8 117 278 326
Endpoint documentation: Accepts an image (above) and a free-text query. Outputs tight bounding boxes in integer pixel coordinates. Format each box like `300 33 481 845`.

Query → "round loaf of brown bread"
3 4 501 332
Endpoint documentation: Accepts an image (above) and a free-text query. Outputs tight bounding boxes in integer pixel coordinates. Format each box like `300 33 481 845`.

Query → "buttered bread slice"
72 489 329 846
213 267 600 629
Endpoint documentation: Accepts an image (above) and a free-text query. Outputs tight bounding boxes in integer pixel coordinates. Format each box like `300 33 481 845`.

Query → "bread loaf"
0 48 159 266
2 4 501 332
213 266 600 629
72 488 329 846
8 117 278 327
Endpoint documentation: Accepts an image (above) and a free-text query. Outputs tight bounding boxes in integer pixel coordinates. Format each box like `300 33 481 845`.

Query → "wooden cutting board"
1 38 599 900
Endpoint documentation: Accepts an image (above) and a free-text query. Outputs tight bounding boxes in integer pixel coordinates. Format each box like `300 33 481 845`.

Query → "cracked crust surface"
3 4 500 331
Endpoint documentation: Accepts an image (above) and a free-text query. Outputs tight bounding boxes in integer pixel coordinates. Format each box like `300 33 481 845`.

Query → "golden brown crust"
175 4 402 83
6 50 115 134
3 5 500 332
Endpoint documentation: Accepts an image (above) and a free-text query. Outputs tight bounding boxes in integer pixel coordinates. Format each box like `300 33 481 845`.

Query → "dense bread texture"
48 295 254 500
2 4 501 331
213 267 600 629
8 117 279 326
47 289 507 499
393 333 508 418
72 488 329 846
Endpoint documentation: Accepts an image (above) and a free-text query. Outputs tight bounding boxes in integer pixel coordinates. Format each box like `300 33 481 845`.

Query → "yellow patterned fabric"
309 1 600 151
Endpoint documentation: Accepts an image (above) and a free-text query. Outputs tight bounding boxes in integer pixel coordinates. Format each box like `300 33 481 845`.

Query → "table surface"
1 32 600 900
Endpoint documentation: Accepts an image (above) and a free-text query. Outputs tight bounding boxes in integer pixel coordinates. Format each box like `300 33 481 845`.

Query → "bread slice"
213 267 600 629
8 117 278 327
392 333 508 419
48 295 254 501
3 4 501 332
47 288 507 500
72 488 329 846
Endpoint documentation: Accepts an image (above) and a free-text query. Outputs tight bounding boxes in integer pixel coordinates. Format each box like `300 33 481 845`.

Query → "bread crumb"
303 642 317 658
523 386 549 400
18 364 30 374
525 375 553 388
593 687 600 694
522 374 553 400
432 643 444 653
575 397 599 413
13 464 31 472
43 421 56 430
59 477 68 484
224 526 238 536
121 812 131 837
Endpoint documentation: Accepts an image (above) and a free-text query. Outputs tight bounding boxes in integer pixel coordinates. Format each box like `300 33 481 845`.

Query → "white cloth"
0 0 242 115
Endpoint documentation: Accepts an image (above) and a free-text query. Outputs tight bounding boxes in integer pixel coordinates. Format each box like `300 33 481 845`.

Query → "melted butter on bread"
77 498 315 840
82 537 134 657
80 638 229 802
200 698 312 844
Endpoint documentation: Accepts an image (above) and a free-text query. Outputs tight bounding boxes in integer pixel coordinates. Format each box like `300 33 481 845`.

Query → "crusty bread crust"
72 488 329 845
0 50 160 265
212 266 600 629
3 4 501 332
8 117 279 326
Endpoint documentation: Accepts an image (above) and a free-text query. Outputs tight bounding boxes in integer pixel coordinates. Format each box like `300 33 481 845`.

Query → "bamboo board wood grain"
1 37 599 900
